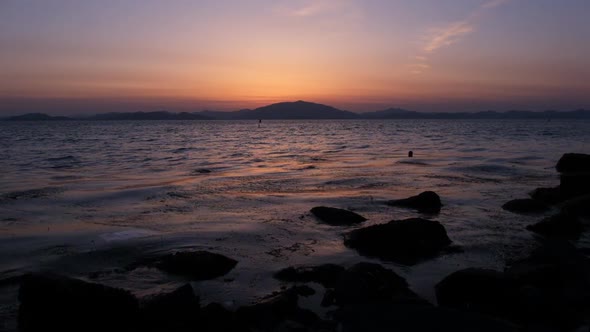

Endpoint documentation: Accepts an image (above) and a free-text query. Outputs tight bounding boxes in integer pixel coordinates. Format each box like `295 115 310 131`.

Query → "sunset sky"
1 0 589 114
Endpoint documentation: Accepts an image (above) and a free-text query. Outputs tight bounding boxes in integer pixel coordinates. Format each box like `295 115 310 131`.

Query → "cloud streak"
411 0 511 73
276 0 351 18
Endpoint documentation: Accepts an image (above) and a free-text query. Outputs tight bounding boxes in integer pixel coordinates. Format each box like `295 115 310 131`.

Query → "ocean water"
1 119 589 327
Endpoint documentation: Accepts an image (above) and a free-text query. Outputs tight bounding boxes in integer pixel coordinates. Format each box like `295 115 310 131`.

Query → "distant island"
3 101 590 121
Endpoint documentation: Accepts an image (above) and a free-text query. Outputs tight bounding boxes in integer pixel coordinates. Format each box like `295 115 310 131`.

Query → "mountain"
197 101 359 120
5 113 73 121
88 111 210 120
358 109 590 119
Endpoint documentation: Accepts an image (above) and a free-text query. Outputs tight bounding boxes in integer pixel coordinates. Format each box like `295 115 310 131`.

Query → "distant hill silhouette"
3 103 590 121
197 101 358 119
5 113 73 121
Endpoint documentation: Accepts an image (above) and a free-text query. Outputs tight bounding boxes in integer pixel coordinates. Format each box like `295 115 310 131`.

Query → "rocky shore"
10 153 590 331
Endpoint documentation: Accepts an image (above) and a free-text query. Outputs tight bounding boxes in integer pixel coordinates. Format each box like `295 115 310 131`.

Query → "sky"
1 0 589 114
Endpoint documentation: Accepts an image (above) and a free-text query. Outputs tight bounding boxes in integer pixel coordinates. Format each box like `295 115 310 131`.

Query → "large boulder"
556 153 590 173
526 212 583 239
152 251 237 280
436 241 590 331
556 153 590 198
310 207 367 226
344 218 452 265
435 268 519 319
560 194 590 217
386 191 442 214
501 198 549 214
274 264 345 288
139 284 200 332
18 273 138 332
529 186 564 205
333 302 518 332
331 262 420 306
236 287 333 332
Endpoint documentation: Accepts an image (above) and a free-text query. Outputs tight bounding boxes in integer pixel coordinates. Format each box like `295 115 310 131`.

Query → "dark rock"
344 218 452 265
310 206 367 226
154 251 237 280
333 302 518 332
501 198 549 214
529 186 564 205
236 287 333 332
274 264 345 288
436 241 590 331
18 273 138 332
194 169 212 174
556 153 590 173
526 212 583 239
504 241 590 330
332 262 421 306
559 173 590 198
139 284 200 332
199 303 239 332
560 194 590 217
386 191 442 213
435 268 520 319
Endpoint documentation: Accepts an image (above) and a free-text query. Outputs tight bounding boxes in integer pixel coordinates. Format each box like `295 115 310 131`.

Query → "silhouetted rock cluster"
503 153 590 238
436 241 590 331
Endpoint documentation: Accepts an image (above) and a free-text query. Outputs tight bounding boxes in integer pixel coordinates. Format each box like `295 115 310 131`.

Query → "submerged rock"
386 191 442 214
310 206 367 226
502 198 549 214
274 264 345 288
153 251 238 280
556 153 590 173
344 218 452 265
18 273 138 332
526 212 583 239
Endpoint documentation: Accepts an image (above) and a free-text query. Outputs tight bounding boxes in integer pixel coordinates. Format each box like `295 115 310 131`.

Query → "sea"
1 119 589 329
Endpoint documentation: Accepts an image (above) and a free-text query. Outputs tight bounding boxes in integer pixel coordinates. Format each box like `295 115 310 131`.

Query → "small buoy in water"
408 151 413 157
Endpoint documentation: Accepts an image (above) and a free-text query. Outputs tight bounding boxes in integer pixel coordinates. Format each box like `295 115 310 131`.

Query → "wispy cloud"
411 0 511 74
275 0 353 18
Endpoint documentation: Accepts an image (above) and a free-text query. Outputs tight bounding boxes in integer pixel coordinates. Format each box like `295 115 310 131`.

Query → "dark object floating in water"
501 198 549 214
386 191 442 214
526 212 582 239
555 153 590 173
274 264 346 288
194 168 212 174
151 251 237 280
436 241 590 331
18 273 138 332
344 218 452 265
310 206 367 226
408 151 413 157
139 284 200 331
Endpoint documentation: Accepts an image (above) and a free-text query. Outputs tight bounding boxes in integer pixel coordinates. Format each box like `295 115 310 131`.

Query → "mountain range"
3 101 590 121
